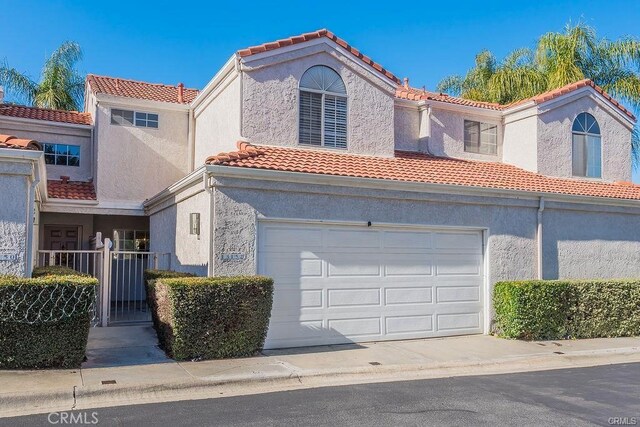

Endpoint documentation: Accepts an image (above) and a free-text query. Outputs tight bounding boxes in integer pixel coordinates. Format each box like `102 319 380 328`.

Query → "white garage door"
258 222 485 349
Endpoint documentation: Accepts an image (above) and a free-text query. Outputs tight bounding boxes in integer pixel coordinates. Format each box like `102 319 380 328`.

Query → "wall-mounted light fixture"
189 213 200 235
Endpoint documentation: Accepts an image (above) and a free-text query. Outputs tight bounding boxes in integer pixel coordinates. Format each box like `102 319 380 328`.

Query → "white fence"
36 236 170 326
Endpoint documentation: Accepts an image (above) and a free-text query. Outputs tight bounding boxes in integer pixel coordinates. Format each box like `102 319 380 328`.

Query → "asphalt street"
4 363 639 426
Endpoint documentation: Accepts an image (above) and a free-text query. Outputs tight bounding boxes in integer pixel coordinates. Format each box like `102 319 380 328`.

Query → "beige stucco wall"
94 101 190 206
193 71 242 166
0 158 32 276
241 46 396 157
429 107 503 162
394 105 420 152
0 118 92 181
503 113 538 172
149 183 210 276
536 95 632 182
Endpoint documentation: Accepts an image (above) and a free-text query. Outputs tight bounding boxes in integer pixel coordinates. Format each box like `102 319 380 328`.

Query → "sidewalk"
1 326 639 418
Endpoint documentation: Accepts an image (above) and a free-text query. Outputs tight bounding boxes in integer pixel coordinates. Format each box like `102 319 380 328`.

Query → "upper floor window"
299 65 347 149
572 112 601 178
43 143 80 167
111 109 158 129
464 120 497 155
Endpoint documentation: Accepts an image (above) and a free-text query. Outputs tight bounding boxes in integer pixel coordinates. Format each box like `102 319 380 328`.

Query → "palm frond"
0 62 37 104
436 75 464 96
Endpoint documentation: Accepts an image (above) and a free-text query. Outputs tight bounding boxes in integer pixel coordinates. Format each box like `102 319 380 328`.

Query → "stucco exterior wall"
503 113 538 172
241 46 396 157
537 94 632 182
94 102 189 206
394 105 420 152
210 178 538 284
149 185 210 276
429 107 503 162
0 160 31 276
0 118 92 181
193 71 242 166
543 203 640 279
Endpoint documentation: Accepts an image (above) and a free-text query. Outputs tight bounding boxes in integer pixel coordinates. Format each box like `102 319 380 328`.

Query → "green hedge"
146 274 274 360
144 269 196 338
32 265 89 278
493 280 640 340
0 275 97 369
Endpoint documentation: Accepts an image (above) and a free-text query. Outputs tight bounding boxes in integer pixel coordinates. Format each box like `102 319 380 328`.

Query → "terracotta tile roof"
397 79 635 120
395 86 503 110
505 79 636 120
206 141 640 201
0 134 42 150
47 180 96 201
0 104 92 125
86 74 199 104
237 29 401 85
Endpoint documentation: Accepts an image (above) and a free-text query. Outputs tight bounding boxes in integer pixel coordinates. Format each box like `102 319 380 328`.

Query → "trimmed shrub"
144 269 196 338
32 265 89 278
147 276 274 360
493 280 640 340
0 275 97 369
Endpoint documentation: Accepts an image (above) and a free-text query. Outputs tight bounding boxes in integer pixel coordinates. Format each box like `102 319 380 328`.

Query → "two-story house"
2 29 640 348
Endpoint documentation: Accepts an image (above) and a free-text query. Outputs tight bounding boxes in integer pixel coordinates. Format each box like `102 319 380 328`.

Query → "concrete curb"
2 346 639 418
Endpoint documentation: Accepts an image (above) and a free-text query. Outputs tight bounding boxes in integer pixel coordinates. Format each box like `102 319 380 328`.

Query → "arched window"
572 112 601 178
299 65 347 149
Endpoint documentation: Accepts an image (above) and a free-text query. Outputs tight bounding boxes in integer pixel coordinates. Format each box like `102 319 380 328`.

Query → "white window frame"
298 66 348 149
463 120 498 155
111 109 159 129
571 112 602 179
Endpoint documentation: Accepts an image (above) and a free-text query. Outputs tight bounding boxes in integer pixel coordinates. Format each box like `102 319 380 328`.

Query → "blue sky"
2 0 640 177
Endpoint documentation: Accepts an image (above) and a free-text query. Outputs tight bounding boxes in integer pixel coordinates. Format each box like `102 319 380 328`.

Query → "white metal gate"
36 234 170 326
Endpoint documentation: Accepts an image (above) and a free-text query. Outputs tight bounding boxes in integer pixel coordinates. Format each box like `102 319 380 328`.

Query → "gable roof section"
86 74 199 104
206 141 640 201
505 79 636 120
237 29 401 85
395 86 503 111
0 134 42 150
47 179 96 200
396 79 635 120
0 104 92 125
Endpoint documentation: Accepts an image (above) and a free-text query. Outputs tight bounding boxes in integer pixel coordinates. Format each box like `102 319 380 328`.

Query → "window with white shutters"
299 66 347 149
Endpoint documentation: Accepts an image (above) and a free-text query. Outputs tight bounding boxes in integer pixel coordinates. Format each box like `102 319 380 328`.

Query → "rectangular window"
299 91 323 146
111 109 158 128
464 120 497 155
572 134 601 178
299 91 347 149
43 143 80 167
113 230 149 259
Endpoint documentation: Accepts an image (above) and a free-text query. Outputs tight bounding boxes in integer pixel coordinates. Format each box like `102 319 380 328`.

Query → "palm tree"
437 22 640 162
0 41 84 111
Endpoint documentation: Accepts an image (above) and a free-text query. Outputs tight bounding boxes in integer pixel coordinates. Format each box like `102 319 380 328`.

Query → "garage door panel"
385 287 433 305
260 222 484 349
327 254 381 277
436 312 482 332
436 286 481 303
326 229 380 248
261 226 323 250
386 315 434 334
328 288 381 307
327 317 382 337
384 253 433 276
435 254 482 276
383 231 433 249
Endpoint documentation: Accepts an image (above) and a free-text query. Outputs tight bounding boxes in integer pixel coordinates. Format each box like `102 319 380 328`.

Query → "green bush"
0 275 97 369
144 269 196 338
493 280 640 340
147 275 274 360
32 265 89 278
